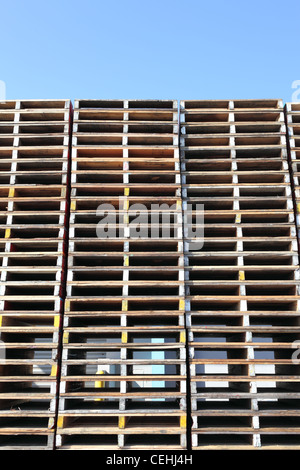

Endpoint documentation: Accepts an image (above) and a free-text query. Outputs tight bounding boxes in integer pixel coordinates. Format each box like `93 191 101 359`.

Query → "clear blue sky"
1 0 299 102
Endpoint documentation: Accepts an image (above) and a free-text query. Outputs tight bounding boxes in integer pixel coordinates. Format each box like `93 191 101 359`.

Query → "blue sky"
1 0 299 102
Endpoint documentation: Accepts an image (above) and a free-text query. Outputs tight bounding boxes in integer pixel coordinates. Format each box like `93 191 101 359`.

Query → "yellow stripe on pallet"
121 332 128 343
0 316 2 327
180 331 186 343
239 271 245 281
57 416 65 429
63 332 69 344
8 188 15 198
65 300 71 311
123 199 129 211
180 416 187 428
179 299 185 311
95 370 105 388
5 229 11 239
122 300 128 311
124 187 130 196
95 370 105 402
119 416 126 429
124 255 129 267
70 201 76 211
51 365 58 377
297 203 300 213
235 213 241 223
54 316 60 328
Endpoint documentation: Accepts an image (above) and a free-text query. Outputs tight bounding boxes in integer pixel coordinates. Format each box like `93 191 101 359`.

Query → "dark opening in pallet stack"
56 100 187 450
180 99 300 449
0 99 71 449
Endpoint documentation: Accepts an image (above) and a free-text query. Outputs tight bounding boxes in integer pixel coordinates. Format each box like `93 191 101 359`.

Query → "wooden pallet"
73 99 178 125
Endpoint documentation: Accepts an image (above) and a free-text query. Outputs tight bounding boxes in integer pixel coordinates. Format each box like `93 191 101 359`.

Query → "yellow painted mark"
122 299 128 311
5 229 11 239
57 416 65 428
176 200 182 210
95 370 105 402
8 188 15 198
65 300 71 311
124 255 129 267
54 316 60 328
95 370 105 387
121 332 128 343
70 201 76 211
179 299 185 311
124 187 130 196
180 416 187 428
239 271 245 281
235 213 241 223
63 332 69 344
119 416 126 429
51 365 58 377
180 331 186 343
0 316 2 327
124 199 129 211
297 203 300 213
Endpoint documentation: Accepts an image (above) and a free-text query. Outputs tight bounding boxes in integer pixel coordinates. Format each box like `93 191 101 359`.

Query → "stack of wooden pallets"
0 97 300 451
56 100 188 450
180 99 300 449
0 100 71 449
